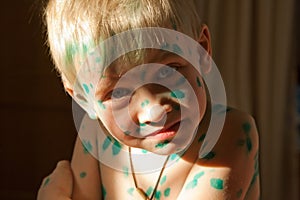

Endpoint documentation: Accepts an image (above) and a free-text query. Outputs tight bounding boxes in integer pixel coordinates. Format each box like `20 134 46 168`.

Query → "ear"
197 24 212 74
198 24 212 56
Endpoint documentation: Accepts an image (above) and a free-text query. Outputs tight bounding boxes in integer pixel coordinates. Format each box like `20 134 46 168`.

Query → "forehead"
103 49 183 77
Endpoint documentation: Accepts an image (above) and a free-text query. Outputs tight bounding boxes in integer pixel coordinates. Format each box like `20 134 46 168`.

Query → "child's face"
95 49 207 155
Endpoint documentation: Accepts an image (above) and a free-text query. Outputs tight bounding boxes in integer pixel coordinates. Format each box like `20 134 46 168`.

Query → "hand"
37 160 73 200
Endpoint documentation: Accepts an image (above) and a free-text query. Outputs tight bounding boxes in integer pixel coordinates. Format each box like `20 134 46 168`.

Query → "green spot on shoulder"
102 136 112 151
43 177 50 187
82 140 93 154
242 122 251 134
210 178 224 190
127 187 134 195
155 140 170 148
202 151 216 160
160 175 167 185
164 187 171 197
170 90 185 99
196 77 202 87
186 179 198 190
112 140 122 156
80 171 87 178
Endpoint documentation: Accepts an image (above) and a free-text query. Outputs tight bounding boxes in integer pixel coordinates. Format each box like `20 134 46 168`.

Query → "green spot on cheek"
170 90 185 99
80 171 87 178
97 100 106 109
102 136 112 151
160 175 167 185
164 188 171 197
82 140 93 154
210 178 224 190
112 140 122 155
155 140 170 148
82 83 90 94
127 187 134 195
146 186 154 196
196 77 202 87
43 177 50 187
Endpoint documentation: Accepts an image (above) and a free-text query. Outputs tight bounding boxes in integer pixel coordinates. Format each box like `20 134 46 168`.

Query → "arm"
178 111 260 199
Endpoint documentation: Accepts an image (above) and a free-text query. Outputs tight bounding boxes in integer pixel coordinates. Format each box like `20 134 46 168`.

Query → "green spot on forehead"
127 187 134 195
242 122 251 134
112 140 122 156
155 140 170 148
79 171 87 178
82 83 90 94
82 140 93 154
196 77 202 87
170 90 185 99
164 188 171 197
210 178 224 190
43 177 50 187
141 99 150 108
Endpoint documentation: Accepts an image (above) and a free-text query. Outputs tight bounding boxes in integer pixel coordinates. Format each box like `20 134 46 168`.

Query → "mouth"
145 121 180 140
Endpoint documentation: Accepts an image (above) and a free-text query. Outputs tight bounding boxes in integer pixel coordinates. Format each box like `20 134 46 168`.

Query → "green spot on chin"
164 188 171 197
196 77 202 87
242 122 251 134
210 178 224 190
112 140 122 156
160 175 167 185
127 187 134 195
43 177 50 187
202 151 216 160
102 136 112 151
146 186 154 196
79 171 87 178
82 83 90 94
170 90 185 99
155 140 170 148
82 140 93 154
186 179 198 189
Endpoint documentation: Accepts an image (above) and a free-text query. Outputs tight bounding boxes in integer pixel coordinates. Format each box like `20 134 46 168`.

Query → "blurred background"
0 0 299 199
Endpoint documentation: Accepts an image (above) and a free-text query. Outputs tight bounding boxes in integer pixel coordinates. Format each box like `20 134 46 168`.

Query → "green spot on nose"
210 178 224 190
170 90 185 99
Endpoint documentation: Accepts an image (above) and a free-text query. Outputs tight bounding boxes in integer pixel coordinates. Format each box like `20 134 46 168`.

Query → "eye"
156 66 176 79
111 88 131 99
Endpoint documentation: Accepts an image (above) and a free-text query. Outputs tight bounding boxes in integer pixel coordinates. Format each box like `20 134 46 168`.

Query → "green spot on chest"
164 187 171 197
80 171 87 178
210 178 224 190
127 187 134 195
170 90 185 99
82 140 93 154
160 175 167 185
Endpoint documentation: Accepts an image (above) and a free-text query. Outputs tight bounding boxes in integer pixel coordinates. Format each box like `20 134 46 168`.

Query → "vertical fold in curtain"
195 0 297 199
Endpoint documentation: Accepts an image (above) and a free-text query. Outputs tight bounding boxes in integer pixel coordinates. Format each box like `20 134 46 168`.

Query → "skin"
39 25 260 199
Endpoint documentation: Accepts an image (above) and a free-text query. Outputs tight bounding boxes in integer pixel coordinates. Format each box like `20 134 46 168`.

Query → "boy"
38 0 260 199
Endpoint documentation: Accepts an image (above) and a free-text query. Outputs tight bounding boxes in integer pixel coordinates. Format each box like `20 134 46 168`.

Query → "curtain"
195 0 298 199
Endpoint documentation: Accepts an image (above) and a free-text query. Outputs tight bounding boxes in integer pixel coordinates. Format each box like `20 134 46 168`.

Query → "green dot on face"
155 190 161 199
82 140 93 154
141 99 150 108
82 83 90 94
242 122 251 134
164 188 171 197
146 186 154 196
97 100 106 109
170 90 185 99
112 140 122 156
43 177 50 187
155 140 170 148
80 171 87 178
127 187 134 195
196 77 202 87
186 179 198 190
210 178 224 190
246 137 252 152
160 175 167 185
102 136 112 151
203 151 216 160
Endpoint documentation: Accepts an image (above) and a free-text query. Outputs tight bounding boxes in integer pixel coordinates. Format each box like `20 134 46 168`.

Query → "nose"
131 85 172 124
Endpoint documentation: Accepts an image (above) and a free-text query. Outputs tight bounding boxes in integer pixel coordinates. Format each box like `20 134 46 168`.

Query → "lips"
146 121 180 140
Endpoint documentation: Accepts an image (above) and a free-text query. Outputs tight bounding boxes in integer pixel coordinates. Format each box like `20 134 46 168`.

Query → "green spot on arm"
79 171 87 178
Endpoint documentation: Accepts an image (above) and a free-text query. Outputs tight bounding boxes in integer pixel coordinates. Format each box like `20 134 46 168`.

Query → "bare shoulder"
177 107 260 199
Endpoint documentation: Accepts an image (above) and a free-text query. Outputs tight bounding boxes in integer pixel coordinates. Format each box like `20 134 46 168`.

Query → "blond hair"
45 0 202 87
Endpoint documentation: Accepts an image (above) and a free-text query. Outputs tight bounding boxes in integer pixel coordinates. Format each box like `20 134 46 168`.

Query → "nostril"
149 104 167 123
